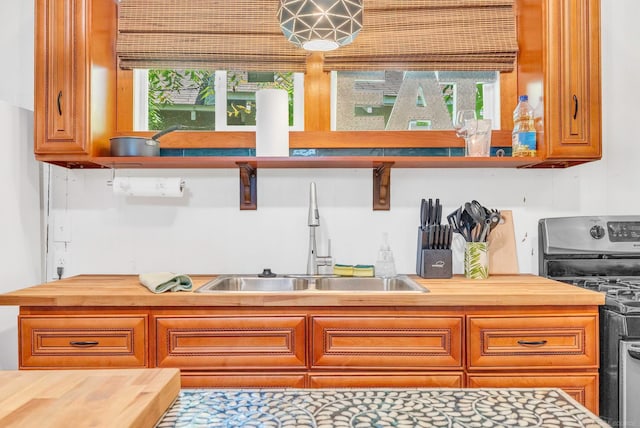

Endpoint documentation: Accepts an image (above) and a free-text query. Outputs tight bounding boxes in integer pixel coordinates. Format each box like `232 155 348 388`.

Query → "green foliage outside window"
147 70 295 130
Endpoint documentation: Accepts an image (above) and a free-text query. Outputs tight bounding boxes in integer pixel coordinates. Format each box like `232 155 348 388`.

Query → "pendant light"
278 0 363 52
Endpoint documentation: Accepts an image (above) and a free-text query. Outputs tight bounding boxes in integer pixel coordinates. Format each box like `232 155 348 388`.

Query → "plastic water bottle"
512 95 537 157
375 233 397 278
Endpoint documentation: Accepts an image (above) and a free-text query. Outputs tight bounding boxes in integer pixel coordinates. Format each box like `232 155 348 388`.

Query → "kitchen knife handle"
517 340 548 347
70 341 99 347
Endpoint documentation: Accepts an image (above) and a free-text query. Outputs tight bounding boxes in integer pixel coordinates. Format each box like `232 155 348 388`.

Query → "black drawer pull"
69 341 99 347
517 340 548 347
629 349 640 361
57 91 63 116
572 94 578 120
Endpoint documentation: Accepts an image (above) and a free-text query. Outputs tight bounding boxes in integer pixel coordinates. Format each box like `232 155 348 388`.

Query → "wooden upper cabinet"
34 0 116 164
546 0 601 160
34 0 86 154
518 0 601 165
32 0 601 169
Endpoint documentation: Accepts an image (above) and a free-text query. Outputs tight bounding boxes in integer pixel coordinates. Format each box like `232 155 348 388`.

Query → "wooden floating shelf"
92 156 541 169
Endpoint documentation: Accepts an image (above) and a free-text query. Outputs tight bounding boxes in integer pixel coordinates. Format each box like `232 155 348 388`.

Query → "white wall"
0 1 33 111
0 0 38 370
48 0 640 280
0 102 41 370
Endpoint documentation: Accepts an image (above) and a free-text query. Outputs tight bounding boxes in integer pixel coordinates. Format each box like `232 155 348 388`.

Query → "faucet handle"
317 239 333 272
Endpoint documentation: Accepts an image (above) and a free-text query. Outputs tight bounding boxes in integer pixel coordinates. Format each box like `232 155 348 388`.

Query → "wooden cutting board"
0 368 180 428
487 210 519 274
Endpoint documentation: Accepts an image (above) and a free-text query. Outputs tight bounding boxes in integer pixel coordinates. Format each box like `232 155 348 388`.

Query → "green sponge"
353 265 375 277
333 264 354 276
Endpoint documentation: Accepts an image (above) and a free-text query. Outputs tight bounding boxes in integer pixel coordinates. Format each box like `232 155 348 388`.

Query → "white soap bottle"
375 233 397 278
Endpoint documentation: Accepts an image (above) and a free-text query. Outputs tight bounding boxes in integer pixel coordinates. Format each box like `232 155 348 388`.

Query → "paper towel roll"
256 89 289 157
112 177 184 197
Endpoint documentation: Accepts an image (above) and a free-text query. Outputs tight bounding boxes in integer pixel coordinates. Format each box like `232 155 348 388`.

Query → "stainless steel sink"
195 275 427 293
314 275 427 292
196 275 309 292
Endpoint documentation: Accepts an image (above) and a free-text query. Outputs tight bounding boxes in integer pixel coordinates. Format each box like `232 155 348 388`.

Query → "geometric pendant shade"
278 0 363 51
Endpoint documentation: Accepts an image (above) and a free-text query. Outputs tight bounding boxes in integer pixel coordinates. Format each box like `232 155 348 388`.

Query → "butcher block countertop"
0 368 180 428
0 274 604 307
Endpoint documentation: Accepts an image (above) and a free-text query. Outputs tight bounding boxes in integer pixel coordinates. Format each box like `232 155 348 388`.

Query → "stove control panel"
607 222 640 242
540 216 640 255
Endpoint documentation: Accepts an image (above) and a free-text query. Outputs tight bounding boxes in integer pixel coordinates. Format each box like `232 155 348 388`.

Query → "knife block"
416 228 452 279
417 249 452 279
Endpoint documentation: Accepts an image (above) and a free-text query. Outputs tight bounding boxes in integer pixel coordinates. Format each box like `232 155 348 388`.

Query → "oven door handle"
629 349 640 360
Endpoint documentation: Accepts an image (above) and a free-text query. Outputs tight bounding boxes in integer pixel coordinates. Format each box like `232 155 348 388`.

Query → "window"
133 69 499 133
331 71 500 131
133 70 304 132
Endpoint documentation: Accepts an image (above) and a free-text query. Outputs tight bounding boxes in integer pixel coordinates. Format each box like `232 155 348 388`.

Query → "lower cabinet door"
180 372 307 388
309 372 464 388
19 315 147 368
467 373 598 414
155 316 306 369
467 315 598 370
311 316 463 369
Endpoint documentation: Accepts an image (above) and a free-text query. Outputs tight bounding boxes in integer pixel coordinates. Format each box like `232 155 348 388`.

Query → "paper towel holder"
106 172 185 196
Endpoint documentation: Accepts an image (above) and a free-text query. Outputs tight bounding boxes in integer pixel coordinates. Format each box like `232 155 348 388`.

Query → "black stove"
540 216 640 427
555 277 640 314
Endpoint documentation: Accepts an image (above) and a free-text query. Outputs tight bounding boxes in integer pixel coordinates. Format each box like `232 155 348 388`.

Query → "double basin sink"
195 275 428 293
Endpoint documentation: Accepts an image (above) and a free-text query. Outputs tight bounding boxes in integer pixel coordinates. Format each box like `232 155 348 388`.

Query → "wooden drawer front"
311 316 463 369
309 372 463 388
19 315 147 368
467 374 598 414
181 372 306 388
467 315 598 369
155 316 306 369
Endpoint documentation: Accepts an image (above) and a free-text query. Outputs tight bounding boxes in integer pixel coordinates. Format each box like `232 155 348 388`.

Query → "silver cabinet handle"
517 340 548 347
69 341 99 347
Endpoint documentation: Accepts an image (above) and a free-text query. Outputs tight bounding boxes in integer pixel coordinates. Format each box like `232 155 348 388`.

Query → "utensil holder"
464 242 489 279
417 249 453 279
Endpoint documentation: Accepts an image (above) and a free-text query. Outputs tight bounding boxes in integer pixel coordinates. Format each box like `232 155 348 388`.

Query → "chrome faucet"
307 182 333 275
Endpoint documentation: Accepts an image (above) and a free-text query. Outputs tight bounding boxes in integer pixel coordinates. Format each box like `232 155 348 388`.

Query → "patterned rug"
156 388 609 427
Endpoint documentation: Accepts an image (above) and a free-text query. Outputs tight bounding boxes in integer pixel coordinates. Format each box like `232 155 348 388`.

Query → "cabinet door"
467 373 598 415
34 0 87 154
155 316 306 369
545 0 601 159
19 315 147 368
181 372 307 388
311 316 463 369
309 372 463 388
467 315 598 370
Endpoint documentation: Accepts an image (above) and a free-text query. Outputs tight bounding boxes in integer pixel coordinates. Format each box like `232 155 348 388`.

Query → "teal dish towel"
139 272 193 293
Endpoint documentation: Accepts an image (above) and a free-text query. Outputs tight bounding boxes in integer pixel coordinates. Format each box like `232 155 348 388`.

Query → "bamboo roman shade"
117 0 517 72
